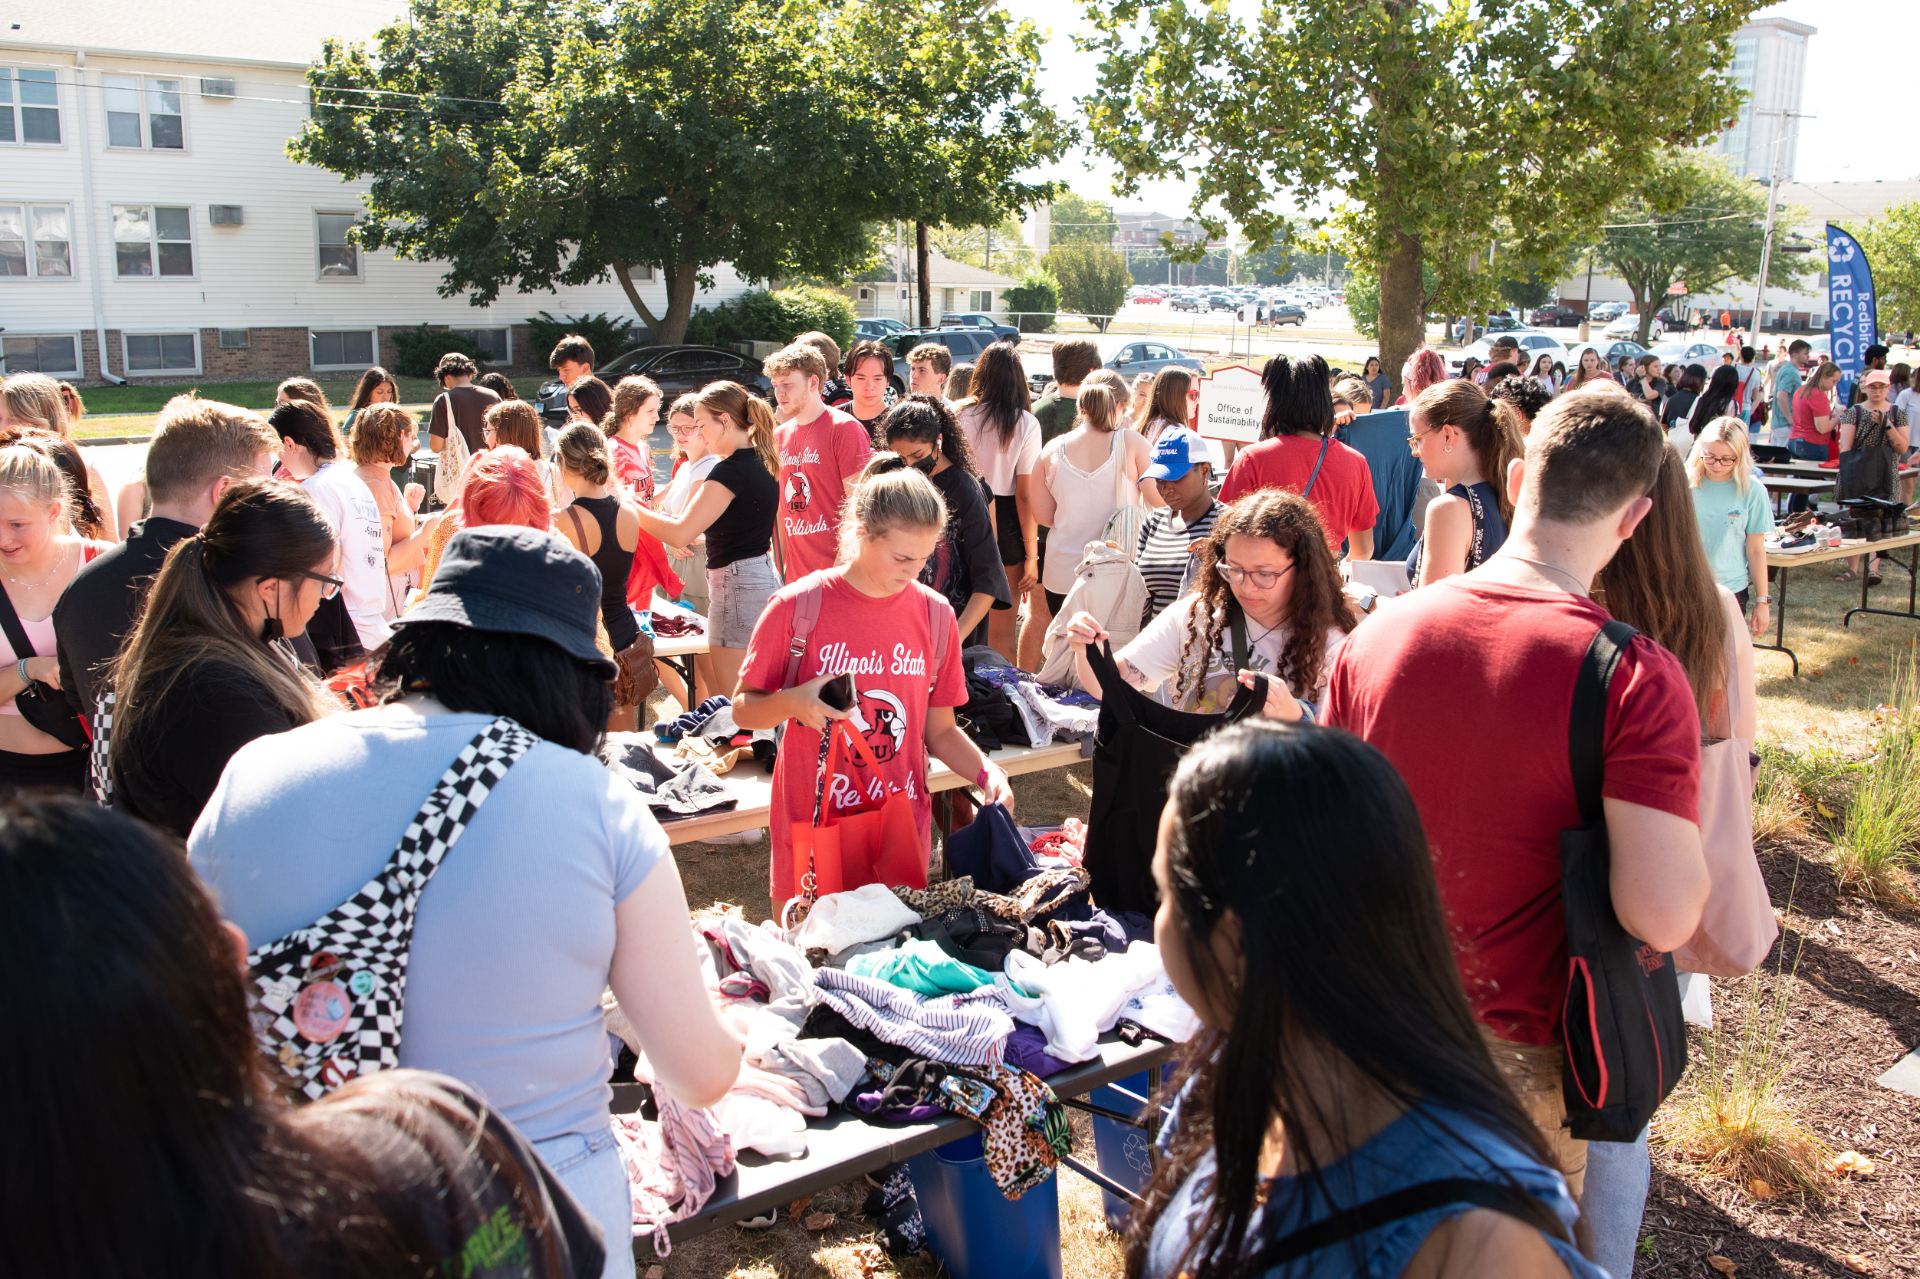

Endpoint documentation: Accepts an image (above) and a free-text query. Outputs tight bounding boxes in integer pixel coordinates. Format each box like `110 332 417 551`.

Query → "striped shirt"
813 966 1013 1066
1135 500 1220 624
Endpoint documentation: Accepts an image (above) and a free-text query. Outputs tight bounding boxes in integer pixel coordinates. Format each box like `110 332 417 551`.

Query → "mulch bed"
1640 837 1920 1277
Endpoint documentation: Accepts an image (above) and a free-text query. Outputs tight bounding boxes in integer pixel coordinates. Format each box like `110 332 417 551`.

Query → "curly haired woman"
1063 489 1357 718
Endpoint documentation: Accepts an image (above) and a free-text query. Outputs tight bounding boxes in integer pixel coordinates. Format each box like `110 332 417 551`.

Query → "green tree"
1050 190 1119 246
1080 0 1752 391
1592 154 1806 344
1047 243 1133 331
1857 201 1920 334
1243 242 1296 285
1005 272 1061 332
933 217 1035 275
290 0 1060 344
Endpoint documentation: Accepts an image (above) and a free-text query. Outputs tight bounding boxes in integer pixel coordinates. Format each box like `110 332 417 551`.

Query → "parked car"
1528 305 1582 328
1588 301 1630 323
1133 291 1166 305
1565 340 1653 372
854 318 909 341
1107 340 1206 381
534 344 766 428
1449 330 1570 375
938 312 1019 342
885 328 1003 393
1267 303 1307 326
1170 294 1205 313
1604 313 1673 339
1650 341 1725 368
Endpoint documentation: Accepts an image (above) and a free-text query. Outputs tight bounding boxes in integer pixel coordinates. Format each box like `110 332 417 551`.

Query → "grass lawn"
68 375 476 439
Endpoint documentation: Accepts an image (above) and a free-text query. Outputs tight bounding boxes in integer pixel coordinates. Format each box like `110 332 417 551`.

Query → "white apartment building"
1712 16 1816 181
1 2 755 385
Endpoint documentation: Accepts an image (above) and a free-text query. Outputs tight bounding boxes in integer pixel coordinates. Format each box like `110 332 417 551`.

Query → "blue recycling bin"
1089 1072 1155 1230
907 1131 1062 1279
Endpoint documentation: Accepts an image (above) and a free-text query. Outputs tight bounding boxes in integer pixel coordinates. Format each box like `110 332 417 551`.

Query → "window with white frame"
0 203 73 278
0 334 81 377
316 211 360 279
0 67 61 145
969 290 993 312
310 328 376 370
104 74 184 150
123 331 199 375
113 204 194 277
456 327 510 364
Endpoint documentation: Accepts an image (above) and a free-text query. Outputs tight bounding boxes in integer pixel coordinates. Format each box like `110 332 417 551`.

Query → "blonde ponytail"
1077 383 1118 434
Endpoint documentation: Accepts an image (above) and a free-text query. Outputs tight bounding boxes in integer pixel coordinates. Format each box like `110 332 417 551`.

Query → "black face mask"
912 455 937 476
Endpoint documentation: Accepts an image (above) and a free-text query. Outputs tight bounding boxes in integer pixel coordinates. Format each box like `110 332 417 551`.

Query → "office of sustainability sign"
1195 365 1263 444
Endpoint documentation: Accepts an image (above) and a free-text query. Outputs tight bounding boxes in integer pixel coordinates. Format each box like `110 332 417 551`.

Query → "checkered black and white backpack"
248 717 536 1101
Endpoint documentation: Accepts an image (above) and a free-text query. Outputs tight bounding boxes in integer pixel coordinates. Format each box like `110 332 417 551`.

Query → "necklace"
1506 554 1589 596
3 542 69 593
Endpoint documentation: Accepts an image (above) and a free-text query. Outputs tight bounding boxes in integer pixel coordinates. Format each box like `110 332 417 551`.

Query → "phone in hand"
819 673 857 712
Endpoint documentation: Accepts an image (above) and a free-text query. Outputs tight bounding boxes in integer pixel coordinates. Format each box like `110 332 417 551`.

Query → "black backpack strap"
1301 430 1334 498
1252 1177 1568 1267
1228 605 1250 672
1569 621 1637 826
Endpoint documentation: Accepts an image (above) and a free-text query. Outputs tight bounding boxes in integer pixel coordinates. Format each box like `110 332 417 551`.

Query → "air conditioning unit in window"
219 329 250 350
210 205 244 227
200 77 237 99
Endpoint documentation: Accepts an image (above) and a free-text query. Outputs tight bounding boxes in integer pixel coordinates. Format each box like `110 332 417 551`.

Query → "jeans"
535 1126 636 1279
1785 436 1829 513
707 552 781 649
1581 1128 1651 1279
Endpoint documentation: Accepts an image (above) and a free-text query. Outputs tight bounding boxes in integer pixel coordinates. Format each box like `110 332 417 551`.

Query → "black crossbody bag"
0 583 88 748
1559 620 1688 1142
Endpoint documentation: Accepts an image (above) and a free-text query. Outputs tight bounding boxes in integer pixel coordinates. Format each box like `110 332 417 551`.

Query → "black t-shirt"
925 465 1012 631
114 658 298 839
703 448 777 569
54 515 197 715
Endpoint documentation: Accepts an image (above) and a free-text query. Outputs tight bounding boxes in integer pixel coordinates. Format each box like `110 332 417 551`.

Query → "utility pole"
1579 253 1596 344
915 221 932 329
1750 108 1812 339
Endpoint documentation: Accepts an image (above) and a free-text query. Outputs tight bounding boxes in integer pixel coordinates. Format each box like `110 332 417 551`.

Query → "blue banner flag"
1825 224 1877 406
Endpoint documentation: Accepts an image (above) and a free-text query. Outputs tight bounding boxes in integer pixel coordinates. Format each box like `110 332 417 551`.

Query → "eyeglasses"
297 570 344 600
667 420 699 435
1406 426 1439 453
1216 561 1295 590
1700 452 1738 468
481 425 497 439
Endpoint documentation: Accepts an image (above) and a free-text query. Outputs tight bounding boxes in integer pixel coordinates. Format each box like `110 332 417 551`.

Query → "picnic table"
646 600 709 704
655 739 1090 846
1759 474 1834 516
1756 460 1919 482
611 1035 1177 1247
1757 528 1920 676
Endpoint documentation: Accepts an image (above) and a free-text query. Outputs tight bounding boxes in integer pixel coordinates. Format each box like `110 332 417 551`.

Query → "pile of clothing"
599 733 737 820
958 646 1101 753
604 806 1197 1251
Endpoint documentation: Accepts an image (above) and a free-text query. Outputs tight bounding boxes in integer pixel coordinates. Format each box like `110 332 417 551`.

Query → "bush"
683 287 857 352
1046 244 1130 333
1830 656 1920 902
1005 273 1059 333
388 325 487 380
522 311 645 369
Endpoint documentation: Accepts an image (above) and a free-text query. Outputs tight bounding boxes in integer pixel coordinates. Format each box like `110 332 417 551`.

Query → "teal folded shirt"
846 938 996 996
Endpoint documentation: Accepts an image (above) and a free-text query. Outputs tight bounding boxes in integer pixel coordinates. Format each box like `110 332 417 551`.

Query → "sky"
1006 0 1911 223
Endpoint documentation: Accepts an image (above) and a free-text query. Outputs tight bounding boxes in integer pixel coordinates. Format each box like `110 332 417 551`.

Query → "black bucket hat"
396 526 615 676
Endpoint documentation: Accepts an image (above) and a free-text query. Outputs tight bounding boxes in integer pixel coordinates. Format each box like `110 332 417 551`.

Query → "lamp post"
1750 109 1812 339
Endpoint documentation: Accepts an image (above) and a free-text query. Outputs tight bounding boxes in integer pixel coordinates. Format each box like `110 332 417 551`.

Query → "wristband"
975 765 991 790
16 659 29 686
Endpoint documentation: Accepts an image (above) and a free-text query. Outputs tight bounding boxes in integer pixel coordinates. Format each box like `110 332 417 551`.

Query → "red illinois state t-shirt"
740 570 967 903
775 406 874 582
1321 579 1701 1046
1218 433 1379 551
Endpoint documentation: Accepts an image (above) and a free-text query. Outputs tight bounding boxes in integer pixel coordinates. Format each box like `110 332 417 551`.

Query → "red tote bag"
785 719 925 907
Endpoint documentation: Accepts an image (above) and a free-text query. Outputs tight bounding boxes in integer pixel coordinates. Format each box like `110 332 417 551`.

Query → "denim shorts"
1787 436 1829 463
533 1126 635 1279
707 552 781 648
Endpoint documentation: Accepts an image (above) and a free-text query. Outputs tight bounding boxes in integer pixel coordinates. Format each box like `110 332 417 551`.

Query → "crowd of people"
0 312 1844 1277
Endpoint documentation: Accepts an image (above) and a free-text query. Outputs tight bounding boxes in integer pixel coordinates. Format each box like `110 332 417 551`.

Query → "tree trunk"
611 260 664 338
1377 229 1424 401
653 264 699 345
1628 280 1652 346
916 221 933 329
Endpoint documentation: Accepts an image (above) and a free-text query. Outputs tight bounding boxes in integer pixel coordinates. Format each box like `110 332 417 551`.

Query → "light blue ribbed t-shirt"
188 699 660 1142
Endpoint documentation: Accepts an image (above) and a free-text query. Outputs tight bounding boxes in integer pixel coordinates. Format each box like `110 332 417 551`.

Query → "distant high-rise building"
1713 16 1816 180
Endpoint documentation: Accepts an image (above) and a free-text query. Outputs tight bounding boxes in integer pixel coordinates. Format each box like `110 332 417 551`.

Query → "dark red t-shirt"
740 569 967 903
1218 433 1379 551
1322 580 1701 1045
